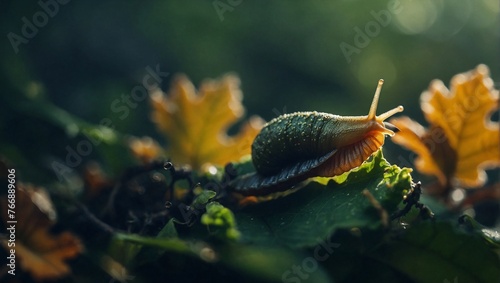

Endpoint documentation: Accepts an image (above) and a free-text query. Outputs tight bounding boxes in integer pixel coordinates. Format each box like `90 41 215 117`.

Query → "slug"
229 79 404 201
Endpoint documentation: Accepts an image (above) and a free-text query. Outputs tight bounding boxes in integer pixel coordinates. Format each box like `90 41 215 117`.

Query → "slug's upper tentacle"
367 79 385 120
367 79 404 136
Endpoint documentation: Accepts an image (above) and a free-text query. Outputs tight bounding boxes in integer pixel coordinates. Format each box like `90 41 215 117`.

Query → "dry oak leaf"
150 74 264 170
1 184 83 281
390 64 499 188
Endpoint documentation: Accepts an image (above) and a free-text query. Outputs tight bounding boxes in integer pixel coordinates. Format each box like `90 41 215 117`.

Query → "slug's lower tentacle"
377 105 404 122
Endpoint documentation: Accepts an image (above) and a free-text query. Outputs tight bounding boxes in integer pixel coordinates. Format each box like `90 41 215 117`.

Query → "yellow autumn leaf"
150 74 264 170
0 184 83 281
390 64 499 188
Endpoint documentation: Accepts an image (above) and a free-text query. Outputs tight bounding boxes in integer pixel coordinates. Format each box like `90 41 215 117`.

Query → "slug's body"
230 80 404 201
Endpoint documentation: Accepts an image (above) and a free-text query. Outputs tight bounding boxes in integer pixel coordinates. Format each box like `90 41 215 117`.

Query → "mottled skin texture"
252 112 384 176
252 112 335 176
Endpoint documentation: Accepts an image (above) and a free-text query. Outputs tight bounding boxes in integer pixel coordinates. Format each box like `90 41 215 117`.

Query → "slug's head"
365 79 404 136
317 79 404 177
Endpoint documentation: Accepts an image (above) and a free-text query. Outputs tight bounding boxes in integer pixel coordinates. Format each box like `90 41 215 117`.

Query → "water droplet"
163 161 173 170
200 247 218 263
137 187 145 195
207 166 218 175
151 172 164 182
165 201 172 208
451 188 465 203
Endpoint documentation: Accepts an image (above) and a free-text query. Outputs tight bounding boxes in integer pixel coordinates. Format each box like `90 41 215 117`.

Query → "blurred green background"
0 0 498 184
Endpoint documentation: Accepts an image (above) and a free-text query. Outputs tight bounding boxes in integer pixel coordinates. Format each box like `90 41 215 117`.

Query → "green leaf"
201 202 241 240
234 151 411 248
115 232 332 282
480 228 500 248
230 155 255 175
157 219 178 239
114 232 192 254
192 190 217 209
16 95 117 142
15 95 138 174
459 215 500 249
132 220 180 266
218 244 332 283
108 233 152 267
371 221 500 283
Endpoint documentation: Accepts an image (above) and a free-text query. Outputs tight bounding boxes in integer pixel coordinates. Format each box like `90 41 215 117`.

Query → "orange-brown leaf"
83 161 113 198
150 74 264 170
1 184 83 281
390 118 456 186
390 64 499 188
128 136 165 164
